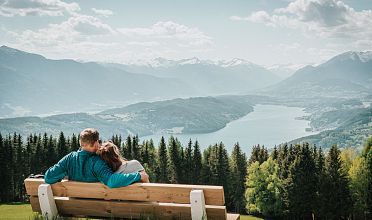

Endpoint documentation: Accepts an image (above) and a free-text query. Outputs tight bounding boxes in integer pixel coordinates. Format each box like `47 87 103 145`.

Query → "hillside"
290 106 372 148
0 46 195 118
0 96 253 138
264 51 372 99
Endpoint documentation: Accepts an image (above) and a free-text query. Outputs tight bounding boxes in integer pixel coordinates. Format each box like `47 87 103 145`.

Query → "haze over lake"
142 104 318 153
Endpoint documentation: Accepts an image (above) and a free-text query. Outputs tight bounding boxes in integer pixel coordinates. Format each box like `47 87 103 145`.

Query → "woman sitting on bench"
97 141 150 183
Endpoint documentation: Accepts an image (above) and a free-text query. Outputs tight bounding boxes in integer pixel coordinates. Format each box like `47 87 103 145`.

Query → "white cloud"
20 14 115 42
2 18 214 64
92 8 113 17
127 41 160 46
117 21 213 47
1 14 116 57
231 0 372 42
0 0 80 17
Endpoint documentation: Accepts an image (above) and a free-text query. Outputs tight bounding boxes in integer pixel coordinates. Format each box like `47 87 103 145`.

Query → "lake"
141 104 318 154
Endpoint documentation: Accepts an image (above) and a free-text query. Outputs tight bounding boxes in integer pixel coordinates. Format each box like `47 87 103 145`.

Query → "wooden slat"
25 178 225 205
227 213 240 220
30 196 227 220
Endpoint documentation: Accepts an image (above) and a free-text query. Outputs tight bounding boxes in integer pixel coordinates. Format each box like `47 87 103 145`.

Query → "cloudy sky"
1 0 372 66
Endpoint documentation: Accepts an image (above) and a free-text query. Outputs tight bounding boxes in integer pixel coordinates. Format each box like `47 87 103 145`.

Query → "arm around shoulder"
93 158 141 188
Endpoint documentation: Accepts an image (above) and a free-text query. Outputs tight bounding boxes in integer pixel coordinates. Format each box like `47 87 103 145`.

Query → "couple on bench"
45 128 149 188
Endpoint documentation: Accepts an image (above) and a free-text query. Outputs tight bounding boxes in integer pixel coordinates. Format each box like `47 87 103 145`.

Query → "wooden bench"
24 178 240 220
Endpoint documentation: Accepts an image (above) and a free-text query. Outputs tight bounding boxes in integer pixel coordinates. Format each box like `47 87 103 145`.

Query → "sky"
1 0 372 67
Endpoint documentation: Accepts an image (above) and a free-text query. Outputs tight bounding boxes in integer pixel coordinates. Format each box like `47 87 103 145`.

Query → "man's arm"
44 154 70 184
93 159 141 188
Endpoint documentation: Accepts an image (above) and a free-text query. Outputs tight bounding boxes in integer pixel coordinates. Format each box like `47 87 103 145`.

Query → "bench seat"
24 178 240 220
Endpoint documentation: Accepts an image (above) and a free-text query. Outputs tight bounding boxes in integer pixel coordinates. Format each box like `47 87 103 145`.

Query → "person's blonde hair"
96 141 127 171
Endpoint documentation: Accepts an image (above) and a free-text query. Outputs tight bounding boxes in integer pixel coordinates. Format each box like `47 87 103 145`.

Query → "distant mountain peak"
147 57 175 68
331 51 372 63
0 45 20 53
218 58 255 68
178 57 202 65
0 45 45 60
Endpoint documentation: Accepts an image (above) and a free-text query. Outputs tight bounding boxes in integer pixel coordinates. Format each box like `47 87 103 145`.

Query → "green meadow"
0 204 263 220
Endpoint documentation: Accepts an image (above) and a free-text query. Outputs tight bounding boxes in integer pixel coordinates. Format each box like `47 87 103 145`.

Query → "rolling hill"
0 96 254 138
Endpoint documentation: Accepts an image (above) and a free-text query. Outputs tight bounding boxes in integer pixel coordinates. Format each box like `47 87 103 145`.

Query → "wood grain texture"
30 196 228 220
226 213 240 220
24 178 225 205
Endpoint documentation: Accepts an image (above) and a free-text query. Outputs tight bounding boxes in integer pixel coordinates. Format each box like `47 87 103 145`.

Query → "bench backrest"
24 178 228 220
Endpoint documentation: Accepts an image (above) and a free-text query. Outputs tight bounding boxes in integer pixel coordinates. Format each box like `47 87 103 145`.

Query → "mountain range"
264 51 372 99
0 46 280 118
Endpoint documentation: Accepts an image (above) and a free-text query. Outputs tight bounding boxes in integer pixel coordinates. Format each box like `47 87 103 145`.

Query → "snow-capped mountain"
106 57 282 93
217 58 256 68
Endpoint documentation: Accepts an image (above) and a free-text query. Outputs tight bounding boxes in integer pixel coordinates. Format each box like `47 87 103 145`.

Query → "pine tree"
168 136 182 183
271 146 278 160
33 134 43 174
111 134 121 148
13 133 25 201
286 144 317 219
24 135 33 178
201 145 215 184
229 142 247 213
249 145 268 165
184 139 193 184
124 135 132 160
41 133 49 171
132 135 140 160
278 144 290 179
259 145 268 163
141 139 157 181
4 135 14 202
0 133 6 202
46 135 57 168
57 132 68 160
141 141 150 164
215 143 231 209
157 136 168 183
249 145 260 165
322 145 352 219
314 147 326 218
179 146 186 183
70 133 79 151
192 140 202 184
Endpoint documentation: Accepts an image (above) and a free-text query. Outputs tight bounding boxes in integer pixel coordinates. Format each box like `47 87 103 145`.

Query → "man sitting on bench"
44 128 149 188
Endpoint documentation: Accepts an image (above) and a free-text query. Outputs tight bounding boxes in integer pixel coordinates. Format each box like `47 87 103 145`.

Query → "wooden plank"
30 196 227 220
25 178 225 206
227 213 240 220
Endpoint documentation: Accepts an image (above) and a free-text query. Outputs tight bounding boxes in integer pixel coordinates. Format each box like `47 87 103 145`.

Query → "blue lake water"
141 104 318 154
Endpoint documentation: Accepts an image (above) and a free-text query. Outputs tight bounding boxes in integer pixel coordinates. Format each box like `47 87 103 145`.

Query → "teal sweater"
44 150 141 188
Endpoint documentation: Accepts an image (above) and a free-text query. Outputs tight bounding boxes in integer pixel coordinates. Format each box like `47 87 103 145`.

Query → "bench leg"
38 184 58 220
190 189 207 220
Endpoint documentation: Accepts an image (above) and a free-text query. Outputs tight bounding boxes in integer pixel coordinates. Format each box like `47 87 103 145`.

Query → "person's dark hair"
80 128 99 146
96 141 127 171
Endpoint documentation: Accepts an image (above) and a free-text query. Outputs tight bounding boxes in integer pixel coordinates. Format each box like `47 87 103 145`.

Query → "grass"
0 203 263 220
240 215 263 220
0 203 34 220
